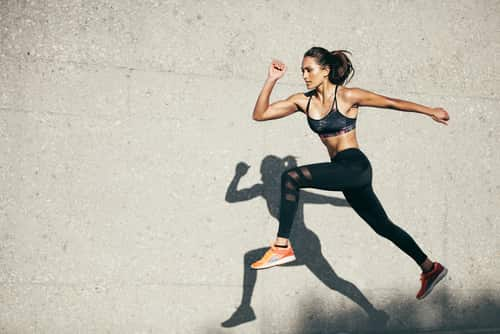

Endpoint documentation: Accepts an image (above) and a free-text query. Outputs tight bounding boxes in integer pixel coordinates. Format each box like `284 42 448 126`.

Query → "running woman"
251 47 449 299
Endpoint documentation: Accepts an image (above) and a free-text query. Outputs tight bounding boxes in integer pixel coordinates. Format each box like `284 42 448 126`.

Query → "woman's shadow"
221 155 389 329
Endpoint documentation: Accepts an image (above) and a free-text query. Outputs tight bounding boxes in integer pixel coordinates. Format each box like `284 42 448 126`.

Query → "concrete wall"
1 1 499 333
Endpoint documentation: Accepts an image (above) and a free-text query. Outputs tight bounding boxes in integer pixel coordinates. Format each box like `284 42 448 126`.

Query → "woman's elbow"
252 114 263 121
252 110 268 121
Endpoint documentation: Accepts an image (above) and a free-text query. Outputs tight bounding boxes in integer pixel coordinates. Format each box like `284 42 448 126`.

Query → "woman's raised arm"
253 90 302 121
253 59 302 122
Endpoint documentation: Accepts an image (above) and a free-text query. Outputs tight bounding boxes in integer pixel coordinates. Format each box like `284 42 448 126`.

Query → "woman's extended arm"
345 88 450 125
253 60 301 121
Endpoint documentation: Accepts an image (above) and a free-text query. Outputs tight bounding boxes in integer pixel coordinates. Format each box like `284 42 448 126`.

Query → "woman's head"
302 47 354 87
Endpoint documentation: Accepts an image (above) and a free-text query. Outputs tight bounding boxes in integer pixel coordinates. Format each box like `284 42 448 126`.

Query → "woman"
251 47 449 300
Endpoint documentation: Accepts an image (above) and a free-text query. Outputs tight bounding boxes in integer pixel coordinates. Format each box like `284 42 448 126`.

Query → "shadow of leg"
305 254 389 329
221 247 267 328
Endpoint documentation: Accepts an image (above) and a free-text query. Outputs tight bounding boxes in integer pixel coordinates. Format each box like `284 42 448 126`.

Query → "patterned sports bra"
306 85 357 138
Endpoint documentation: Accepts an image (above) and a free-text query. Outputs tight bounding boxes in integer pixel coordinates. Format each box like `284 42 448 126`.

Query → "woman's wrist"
425 107 437 117
265 77 279 83
414 105 435 117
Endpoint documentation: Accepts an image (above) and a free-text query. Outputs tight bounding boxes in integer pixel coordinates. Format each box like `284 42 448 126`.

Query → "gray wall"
1 1 499 333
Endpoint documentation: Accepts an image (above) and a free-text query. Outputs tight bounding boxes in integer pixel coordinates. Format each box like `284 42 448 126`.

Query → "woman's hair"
303 47 355 85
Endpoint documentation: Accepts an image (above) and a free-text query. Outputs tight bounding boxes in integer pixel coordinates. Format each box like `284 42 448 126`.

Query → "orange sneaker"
250 242 296 270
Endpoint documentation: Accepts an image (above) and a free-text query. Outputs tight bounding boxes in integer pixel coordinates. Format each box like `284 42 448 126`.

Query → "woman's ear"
321 66 330 79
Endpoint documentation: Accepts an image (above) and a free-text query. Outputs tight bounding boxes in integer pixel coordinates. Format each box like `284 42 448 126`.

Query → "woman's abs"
321 129 360 158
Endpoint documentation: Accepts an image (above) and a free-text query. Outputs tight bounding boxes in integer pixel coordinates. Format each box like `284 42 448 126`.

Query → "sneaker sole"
251 255 296 270
417 267 448 300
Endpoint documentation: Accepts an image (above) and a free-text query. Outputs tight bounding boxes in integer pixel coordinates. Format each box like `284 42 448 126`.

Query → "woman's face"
301 56 329 88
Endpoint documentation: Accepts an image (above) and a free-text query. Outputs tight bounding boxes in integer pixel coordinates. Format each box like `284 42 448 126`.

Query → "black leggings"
278 147 428 266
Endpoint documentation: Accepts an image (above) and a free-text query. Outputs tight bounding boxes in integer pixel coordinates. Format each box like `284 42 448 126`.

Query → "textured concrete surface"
1 0 499 333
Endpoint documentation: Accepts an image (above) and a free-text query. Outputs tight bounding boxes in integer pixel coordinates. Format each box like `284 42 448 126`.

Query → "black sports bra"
306 85 357 138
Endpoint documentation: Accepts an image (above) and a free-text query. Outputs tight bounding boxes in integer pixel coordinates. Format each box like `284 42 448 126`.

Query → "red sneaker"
250 242 296 270
416 262 448 300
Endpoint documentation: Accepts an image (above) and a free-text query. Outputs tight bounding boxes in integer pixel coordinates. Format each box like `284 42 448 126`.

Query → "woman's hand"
430 107 450 125
268 59 287 81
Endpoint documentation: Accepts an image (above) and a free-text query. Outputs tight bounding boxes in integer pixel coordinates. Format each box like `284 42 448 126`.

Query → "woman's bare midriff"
320 130 360 158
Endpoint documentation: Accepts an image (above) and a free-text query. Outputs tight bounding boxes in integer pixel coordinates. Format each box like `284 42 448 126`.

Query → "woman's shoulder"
283 91 314 114
338 86 370 97
338 86 365 104
285 91 312 104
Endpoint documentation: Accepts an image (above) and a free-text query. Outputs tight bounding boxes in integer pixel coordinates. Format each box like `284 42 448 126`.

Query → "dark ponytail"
304 47 355 85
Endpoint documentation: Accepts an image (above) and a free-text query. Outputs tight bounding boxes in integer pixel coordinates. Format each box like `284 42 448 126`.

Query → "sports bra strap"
306 95 312 114
333 85 339 111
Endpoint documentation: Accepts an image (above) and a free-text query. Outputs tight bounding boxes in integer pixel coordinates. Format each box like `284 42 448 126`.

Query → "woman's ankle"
420 258 434 273
274 237 289 247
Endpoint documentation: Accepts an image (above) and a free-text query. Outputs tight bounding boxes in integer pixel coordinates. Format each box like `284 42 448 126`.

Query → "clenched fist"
268 59 287 81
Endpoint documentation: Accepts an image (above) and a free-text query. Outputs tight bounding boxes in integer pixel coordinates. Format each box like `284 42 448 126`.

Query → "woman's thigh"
286 161 369 191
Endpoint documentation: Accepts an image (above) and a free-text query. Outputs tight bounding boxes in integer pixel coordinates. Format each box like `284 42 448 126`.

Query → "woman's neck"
315 82 337 102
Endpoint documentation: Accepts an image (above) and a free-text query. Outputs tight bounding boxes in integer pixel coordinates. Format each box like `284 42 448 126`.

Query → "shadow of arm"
226 183 263 202
225 162 263 202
